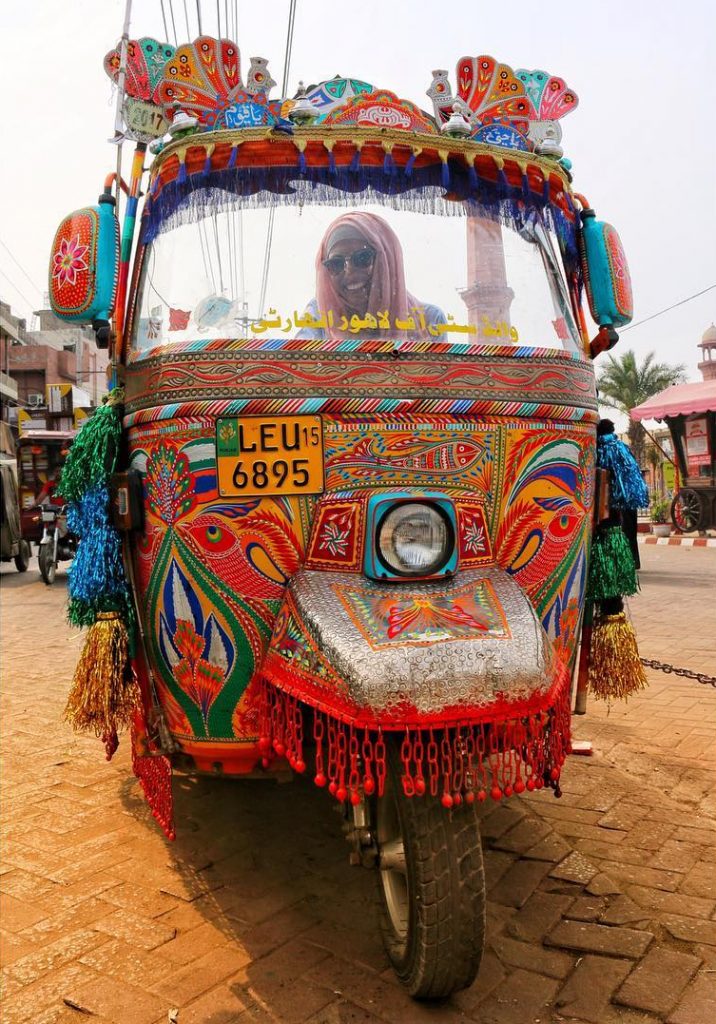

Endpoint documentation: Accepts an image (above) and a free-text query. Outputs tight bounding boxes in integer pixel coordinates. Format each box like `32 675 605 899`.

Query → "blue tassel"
468 162 478 191
383 152 394 175
349 148 361 172
202 151 212 176
404 152 416 177
178 162 187 184
298 150 307 174
227 145 238 169
597 434 649 510
66 485 135 635
521 171 530 200
542 175 550 204
328 150 337 175
497 168 509 197
441 160 450 190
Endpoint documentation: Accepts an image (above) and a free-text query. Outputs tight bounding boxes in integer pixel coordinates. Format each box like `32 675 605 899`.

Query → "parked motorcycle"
38 505 76 585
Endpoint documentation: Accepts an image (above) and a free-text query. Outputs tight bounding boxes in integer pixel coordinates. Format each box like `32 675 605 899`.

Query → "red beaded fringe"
131 723 176 841
257 677 571 808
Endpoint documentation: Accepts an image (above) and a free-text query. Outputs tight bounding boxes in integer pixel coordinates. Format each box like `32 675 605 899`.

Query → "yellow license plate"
216 415 324 498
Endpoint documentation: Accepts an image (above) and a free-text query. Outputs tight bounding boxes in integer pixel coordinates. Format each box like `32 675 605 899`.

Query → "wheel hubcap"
377 776 409 942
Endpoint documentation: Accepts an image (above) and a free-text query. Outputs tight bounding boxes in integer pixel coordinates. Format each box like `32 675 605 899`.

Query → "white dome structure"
698 323 716 381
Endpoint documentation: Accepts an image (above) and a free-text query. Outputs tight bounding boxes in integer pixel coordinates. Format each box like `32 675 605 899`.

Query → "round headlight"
377 502 452 577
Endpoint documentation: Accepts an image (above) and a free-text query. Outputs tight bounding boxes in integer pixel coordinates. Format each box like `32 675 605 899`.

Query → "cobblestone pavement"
1 546 715 1024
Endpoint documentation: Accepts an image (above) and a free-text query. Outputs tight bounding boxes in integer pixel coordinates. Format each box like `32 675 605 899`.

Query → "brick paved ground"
1 546 714 1024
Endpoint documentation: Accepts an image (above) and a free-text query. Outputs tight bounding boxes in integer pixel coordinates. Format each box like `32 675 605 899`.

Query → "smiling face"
324 237 375 317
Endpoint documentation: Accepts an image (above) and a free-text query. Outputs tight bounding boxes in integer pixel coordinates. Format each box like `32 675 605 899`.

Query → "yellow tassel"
65 612 139 737
588 612 648 701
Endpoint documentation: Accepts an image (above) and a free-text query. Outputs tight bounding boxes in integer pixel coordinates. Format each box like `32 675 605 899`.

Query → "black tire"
14 539 30 573
38 544 56 585
375 738 486 999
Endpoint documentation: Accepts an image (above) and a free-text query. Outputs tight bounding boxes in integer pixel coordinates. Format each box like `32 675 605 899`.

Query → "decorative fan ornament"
515 69 579 154
515 70 578 121
103 38 176 141
104 38 176 101
154 37 280 129
426 56 579 154
456 56 532 124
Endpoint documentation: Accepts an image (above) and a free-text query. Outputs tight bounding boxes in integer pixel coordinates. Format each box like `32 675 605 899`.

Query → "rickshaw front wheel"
375 739 485 999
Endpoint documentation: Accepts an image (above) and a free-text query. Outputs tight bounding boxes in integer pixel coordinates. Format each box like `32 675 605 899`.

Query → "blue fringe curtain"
139 158 580 267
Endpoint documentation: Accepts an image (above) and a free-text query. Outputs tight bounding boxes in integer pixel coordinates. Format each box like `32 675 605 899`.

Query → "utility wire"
166 0 178 44
621 284 716 333
159 0 170 40
258 0 298 316
0 238 44 298
0 269 37 312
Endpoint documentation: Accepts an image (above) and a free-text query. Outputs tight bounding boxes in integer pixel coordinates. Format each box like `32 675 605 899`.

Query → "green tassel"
58 388 124 503
587 526 639 602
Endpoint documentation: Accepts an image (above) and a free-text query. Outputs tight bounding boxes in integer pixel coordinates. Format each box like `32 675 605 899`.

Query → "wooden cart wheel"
671 488 706 533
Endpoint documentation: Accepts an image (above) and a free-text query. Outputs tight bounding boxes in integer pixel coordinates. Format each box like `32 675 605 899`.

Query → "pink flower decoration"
52 235 88 288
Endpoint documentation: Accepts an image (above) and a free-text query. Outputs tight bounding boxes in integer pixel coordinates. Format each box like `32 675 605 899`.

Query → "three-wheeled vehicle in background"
17 429 75 542
48 38 634 997
0 422 31 572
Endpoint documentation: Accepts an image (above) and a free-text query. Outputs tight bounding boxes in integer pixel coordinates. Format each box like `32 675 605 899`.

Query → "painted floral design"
554 596 580 658
386 595 491 641
320 511 352 556
52 235 88 288
145 443 195 524
174 619 225 728
463 516 486 554
158 560 235 734
338 579 509 648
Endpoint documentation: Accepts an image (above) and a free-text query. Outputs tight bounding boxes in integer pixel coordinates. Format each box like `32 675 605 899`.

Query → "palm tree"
597 350 686 465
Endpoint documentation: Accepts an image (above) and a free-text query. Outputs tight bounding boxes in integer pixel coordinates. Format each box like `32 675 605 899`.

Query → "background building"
0 299 108 435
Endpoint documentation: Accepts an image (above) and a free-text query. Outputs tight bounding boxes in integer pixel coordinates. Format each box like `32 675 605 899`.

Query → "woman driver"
297 211 444 340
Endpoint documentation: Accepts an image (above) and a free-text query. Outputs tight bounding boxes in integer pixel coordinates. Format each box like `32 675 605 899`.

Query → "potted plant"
649 493 671 537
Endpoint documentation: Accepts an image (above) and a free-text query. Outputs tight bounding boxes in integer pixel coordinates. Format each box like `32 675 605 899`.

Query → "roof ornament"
427 56 578 155
289 82 319 126
440 104 472 139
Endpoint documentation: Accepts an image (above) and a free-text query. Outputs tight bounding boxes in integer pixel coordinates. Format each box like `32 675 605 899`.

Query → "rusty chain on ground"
640 658 716 688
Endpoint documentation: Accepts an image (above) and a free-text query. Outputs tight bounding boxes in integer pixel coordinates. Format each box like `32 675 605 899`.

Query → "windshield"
131 198 580 355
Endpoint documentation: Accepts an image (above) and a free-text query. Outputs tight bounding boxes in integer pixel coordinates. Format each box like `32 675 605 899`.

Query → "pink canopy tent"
631 380 716 421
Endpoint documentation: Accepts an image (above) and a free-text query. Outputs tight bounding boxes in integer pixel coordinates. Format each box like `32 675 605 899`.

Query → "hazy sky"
1 0 714 380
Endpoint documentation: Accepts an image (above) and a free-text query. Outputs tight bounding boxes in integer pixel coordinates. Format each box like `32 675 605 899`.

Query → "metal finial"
289 82 318 126
440 104 472 139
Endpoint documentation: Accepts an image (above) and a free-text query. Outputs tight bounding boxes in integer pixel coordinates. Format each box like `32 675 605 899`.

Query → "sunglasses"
322 247 376 276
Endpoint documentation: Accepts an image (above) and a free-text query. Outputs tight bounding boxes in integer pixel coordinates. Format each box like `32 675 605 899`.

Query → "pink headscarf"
315 212 422 339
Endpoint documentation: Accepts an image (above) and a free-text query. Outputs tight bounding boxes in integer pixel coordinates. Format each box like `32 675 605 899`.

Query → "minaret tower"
697 323 716 381
459 217 515 340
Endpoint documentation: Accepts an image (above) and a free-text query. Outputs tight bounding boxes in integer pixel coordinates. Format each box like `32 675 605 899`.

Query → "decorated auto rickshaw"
48 36 639 997
17 429 75 543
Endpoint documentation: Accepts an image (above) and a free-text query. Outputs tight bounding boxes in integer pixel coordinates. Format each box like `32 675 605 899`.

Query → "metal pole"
112 0 133 218
114 143 147 362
